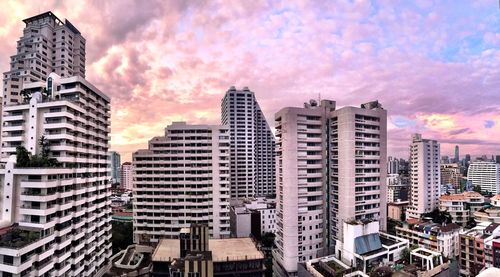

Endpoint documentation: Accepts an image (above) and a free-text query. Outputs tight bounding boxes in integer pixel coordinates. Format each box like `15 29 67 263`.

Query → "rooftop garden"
0 228 41 249
16 136 62 168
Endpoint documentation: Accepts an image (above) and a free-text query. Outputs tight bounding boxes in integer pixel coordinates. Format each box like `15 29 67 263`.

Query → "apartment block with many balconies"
439 192 484 226
221 86 275 199
406 134 441 220
0 73 112 277
273 100 387 276
3 12 85 106
132 122 231 244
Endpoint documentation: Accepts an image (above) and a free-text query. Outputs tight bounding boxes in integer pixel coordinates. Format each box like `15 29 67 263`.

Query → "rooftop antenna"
318 92 321 103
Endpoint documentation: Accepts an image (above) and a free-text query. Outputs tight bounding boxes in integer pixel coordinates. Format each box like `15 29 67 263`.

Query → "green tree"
16 146 30 167
422 208 452 224
465 218 477 229
261 232 275 248
112 221 133 254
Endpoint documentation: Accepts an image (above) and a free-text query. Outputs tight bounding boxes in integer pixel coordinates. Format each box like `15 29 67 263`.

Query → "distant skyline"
0 1 498 161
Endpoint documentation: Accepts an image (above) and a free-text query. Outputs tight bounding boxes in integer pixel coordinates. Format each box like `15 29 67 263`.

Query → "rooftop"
152 239 179 262
152 237 263 263
440 191 484 201
209 238 264 261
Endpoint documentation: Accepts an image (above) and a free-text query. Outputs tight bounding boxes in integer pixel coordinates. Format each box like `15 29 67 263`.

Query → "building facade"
0 73 112 276
459 222 500 276
441 163 462 188
3 12 85 106
396 221 461 258
467 161 500 194
110 151 121 185
406 134 441 220
221 86 275 199
132 122 230 244
439 192 484 226
120 162 133 191
273 100 387 276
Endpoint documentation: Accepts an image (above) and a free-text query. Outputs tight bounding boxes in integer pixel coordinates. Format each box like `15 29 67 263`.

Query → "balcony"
0 228 41 249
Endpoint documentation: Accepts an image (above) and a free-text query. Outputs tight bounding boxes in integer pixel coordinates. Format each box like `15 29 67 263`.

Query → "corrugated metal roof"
354 233 382 255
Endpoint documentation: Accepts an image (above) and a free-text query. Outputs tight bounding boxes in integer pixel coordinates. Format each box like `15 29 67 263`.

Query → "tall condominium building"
0 73 112 276
468 161 500 194
273 99 387 276
132 122 230 244
120 161 133 190
110 151 121 185
3 12 85 105
440 163 462 187
406 134 440 220
454 145 460 163
221 86 275 199
388 156 399 174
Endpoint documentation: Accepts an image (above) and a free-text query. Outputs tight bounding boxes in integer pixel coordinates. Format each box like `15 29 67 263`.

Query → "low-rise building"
459 222 500 276
439 192 485 226
229 197 276 239
333 220 408 273
396 221 461 258
474 195 500 224
388 201 409 221
151 224 264 277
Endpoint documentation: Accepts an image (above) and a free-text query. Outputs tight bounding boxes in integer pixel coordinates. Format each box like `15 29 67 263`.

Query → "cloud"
0 1 498 160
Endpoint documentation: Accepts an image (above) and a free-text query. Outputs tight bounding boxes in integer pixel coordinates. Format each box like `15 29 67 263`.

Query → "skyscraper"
406 134 441 220
3 11 86 105
110 151 121 185
273 100 387 276
221 86 275 199
388 156 400 174
454 145 460 163
0 77 112 275
120 161 133 190
132 122 230 244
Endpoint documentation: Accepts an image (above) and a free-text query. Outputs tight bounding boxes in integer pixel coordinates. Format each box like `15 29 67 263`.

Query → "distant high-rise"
221 86 275 199
496 155 500 164
454 145 460 163
468 161 500 194
3 11 86 105
132 122 230 243
121 162 133 190
406 134 440 219
388 156 400 174
273 100 387 275
110 151 121 184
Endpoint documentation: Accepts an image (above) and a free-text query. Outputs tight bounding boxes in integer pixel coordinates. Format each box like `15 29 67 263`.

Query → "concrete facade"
221 86 275 199
273 100 387 276
110 151 121 185
468 161 500 194
3 12 86 105
120 162 133 191
132 122 231 244
406 134 441 220
0 73 112 277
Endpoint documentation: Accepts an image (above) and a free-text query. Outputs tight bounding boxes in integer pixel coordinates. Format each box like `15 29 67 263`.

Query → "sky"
0 0 498 162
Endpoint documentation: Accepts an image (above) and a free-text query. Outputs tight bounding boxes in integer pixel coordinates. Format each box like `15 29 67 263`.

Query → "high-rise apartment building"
454 145 460 163
132 122 231 244
221 86 275 199
273 100 387 276
406 134 441 220
120 161 133 190
0 73 112 276
388 156 400 174
3 12 85 105
110 151 121 185
440 163 462 188
468 161 500 194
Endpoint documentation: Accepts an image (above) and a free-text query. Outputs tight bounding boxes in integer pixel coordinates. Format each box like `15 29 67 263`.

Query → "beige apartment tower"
133 122 231 244
3 12 85 106
273 100 387 276
406 134 441 219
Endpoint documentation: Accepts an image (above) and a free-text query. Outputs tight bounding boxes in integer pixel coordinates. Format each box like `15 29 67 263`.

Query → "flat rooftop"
209 238 264 261
152 239 180 262
152 237 264 263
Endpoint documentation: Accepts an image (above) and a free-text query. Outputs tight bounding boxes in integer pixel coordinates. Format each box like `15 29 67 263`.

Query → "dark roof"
355 233 382 255
23 11 63 25
439 223 461 232
484 223 500 234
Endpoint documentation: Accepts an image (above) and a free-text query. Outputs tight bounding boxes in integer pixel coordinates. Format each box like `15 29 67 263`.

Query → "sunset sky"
0 0 498 161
